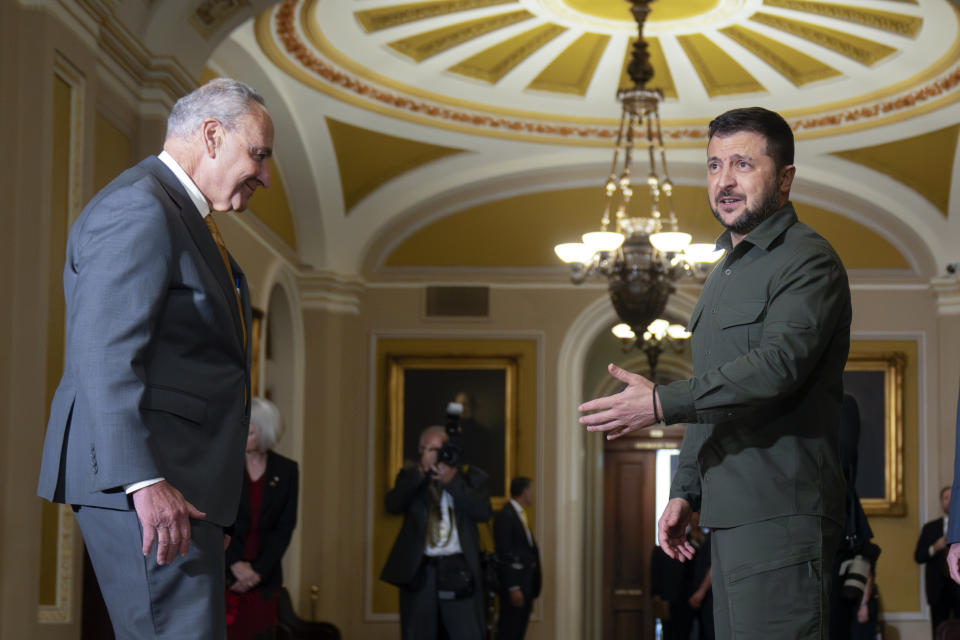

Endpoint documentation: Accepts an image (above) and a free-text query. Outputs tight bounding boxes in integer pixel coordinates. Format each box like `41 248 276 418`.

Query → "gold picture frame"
843 352 906 516
388 355 517 509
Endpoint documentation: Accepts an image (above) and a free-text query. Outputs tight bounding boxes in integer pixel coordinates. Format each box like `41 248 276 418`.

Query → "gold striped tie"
204 214 246 346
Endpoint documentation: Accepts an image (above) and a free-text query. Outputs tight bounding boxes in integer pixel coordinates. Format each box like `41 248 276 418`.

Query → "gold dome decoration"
560 0 721 23
255 0 960 143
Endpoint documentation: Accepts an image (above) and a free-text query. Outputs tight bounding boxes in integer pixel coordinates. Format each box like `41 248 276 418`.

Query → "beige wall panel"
1 3 97 639
849 287 941 618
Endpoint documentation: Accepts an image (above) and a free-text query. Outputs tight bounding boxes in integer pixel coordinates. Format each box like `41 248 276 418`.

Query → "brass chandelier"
554 0 721 350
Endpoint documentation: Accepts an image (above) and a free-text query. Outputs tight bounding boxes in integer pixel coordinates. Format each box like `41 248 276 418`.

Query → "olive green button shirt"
658 203 851 528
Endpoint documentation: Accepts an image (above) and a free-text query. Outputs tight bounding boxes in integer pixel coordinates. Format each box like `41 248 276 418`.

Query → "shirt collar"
510 499 525 516
716 202 798 252
158 150 210 217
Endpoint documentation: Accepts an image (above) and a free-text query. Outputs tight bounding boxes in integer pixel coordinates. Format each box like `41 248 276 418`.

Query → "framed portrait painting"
387 355 517 505
843 352 906 516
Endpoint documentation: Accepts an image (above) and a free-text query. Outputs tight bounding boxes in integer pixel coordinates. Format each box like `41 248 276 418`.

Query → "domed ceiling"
214 0 960 276
254 0 960 144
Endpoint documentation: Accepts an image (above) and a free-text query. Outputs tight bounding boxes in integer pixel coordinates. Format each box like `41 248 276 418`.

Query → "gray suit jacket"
37 155 251 526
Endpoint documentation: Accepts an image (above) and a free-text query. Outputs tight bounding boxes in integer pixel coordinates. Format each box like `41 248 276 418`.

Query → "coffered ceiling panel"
254 0 959 143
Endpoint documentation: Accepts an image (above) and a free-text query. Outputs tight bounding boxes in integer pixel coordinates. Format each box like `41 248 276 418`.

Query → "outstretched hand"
578 364 661 440
131 480 206 565
658 498 695 562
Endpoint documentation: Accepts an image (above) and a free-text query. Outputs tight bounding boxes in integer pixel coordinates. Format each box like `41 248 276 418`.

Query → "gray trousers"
74 505 226 639
711 515 842 640
399 560 485 640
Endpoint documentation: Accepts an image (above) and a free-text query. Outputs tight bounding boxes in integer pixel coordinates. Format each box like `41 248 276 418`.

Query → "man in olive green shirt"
580 107 851 639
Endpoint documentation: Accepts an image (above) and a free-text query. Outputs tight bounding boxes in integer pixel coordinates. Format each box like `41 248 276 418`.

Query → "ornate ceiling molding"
258 0 960 144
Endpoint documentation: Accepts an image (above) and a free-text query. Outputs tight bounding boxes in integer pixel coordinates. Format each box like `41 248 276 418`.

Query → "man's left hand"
688 591 704 610
578 364 660 440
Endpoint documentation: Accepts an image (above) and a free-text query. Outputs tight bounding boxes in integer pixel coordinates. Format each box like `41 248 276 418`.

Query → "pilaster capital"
298 270 365 314
931 274 960 315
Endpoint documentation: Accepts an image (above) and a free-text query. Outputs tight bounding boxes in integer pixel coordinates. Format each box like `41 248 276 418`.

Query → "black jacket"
916 517 950 605
493 503 541 601
380 464 491 588
226 451 299 598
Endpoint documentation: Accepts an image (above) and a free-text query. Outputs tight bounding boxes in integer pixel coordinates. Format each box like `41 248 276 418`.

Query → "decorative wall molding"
54 52 86 226
70 0 197 108
38 53 86 625
931 274 960 315
191 0 251 39
37 505 76 623
298 270 365 314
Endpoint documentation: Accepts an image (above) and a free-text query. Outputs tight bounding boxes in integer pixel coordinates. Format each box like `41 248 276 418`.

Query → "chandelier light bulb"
662 180 673 195
582 231 625 253
611 323 636 339
649 231 692 253
647 174 658 187
647 318 670 339
667 324 692 340
554 242 594 264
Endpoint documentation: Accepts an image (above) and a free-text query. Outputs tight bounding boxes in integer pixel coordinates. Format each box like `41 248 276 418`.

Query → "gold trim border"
38 53 85 624
387 356 517 510
846 352 906 517
37 504 75 623
260 0 960 144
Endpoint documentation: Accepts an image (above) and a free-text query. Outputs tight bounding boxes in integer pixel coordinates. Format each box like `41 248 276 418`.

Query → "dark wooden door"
603 444 658 640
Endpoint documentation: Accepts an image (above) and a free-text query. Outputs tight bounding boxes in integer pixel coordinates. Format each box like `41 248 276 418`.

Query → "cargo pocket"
726 547 822 637
717 300 765 351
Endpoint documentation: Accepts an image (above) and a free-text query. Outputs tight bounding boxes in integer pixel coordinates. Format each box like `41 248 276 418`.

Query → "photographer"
381 425 492 640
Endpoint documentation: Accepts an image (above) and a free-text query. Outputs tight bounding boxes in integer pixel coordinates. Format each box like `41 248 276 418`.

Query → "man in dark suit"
36 78 272 639
381 425 492 640
917 486 960 637
494 477 541 640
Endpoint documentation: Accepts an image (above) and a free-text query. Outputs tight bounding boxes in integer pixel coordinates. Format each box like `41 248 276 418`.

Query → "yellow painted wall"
94 113 132 191
38 72 73 608
385 185 910 270
247 157 298 249
851 339 920 613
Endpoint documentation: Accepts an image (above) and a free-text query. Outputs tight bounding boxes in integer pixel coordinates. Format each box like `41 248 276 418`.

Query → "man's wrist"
124 477 165 494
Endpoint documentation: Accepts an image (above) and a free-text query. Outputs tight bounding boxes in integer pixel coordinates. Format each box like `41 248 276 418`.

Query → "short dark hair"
510 476 532 499
942 486 952 499
708 107 795 172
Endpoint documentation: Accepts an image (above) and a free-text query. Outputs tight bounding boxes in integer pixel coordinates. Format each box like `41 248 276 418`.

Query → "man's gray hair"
418 425 448 451
250 396 283 452
165 77 266 140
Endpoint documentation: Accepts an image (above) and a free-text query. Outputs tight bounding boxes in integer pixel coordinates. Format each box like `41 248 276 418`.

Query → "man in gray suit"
37 78 273 639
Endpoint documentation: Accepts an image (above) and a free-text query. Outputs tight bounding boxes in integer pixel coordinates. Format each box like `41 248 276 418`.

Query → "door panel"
603 448 657 640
